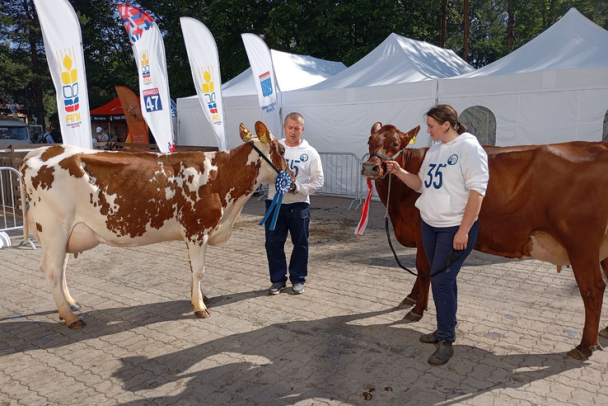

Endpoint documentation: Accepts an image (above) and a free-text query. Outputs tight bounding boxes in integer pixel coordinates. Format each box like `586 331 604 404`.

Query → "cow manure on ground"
310 218 358 243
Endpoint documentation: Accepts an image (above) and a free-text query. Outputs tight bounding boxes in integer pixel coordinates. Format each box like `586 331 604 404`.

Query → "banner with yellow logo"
180 17 226 151
33 0 92 149
118 4 174 153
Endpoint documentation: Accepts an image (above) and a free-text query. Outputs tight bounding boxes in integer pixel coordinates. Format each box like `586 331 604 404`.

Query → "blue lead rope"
259 171 292 230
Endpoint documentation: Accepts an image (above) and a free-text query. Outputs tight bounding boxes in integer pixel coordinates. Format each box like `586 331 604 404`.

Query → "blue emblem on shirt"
448 154 458 165
300 154 309 162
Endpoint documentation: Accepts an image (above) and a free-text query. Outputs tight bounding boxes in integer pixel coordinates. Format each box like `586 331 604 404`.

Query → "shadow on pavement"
0 289 264 355
104 308 587 406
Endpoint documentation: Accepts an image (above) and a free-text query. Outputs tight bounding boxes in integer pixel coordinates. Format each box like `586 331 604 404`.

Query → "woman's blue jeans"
420 220 479 342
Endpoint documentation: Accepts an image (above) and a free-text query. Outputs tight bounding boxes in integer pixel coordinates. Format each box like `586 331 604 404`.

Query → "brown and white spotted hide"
20 121 288 328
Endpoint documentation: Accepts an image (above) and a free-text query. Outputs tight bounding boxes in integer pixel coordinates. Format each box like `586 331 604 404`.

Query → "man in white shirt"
96 126 109 143
265 113 324 295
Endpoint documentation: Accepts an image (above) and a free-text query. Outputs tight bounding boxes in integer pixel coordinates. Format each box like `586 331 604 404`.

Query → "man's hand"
289 182 298 194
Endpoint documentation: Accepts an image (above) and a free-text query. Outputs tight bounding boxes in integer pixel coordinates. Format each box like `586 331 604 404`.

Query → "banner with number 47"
143 88 163 112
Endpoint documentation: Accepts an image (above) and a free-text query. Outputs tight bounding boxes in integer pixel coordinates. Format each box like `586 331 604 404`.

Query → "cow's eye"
393 142 399 147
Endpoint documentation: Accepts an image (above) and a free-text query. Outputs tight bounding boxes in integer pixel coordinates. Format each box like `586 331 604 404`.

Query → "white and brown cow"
20 122 289 328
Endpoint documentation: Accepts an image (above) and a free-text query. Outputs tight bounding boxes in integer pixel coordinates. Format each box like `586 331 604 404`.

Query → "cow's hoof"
600 328 608 339
195 309 211 318
399 296 417 307
67 319 86 329
70 303 80 311
567 348 589 360
203 295 210 305
403 311 423 323
566 343 601 360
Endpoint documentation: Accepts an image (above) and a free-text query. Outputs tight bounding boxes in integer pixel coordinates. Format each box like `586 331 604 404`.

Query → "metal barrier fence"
317 152 362 210
0 166 35 249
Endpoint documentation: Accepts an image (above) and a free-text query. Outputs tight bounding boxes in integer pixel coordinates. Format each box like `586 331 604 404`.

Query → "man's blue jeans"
264 201 310 285
420 220 479 342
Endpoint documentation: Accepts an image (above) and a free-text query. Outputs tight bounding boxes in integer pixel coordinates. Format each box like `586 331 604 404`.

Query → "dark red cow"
362 122 608 360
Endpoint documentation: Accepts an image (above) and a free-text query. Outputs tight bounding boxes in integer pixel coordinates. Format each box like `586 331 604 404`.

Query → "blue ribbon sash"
259 171 292 230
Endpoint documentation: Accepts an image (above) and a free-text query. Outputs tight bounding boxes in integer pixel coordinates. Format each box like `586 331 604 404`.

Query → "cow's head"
361 122 420 179
240 121 293 184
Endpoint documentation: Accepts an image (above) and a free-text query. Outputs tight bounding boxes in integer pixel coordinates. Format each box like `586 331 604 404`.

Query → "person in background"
96 126 109 148
385 104 489 366
265 112 324 296
42 127 55 144
49 126 62 143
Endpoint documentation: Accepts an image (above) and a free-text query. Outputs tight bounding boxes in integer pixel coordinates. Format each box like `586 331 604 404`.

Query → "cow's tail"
20 170 29 243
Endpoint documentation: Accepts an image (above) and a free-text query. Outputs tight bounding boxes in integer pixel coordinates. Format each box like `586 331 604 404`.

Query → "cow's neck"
373 147 427 247
375 147 427 204
206 143 268 246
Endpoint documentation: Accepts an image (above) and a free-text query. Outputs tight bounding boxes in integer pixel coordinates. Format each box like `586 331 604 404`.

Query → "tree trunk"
507 0 515 50
440 0 448 47
463 0 469 62
23 0 46 127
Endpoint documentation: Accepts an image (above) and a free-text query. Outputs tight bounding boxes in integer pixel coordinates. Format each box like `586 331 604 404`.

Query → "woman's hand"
385 160 401 174
453 229 468 250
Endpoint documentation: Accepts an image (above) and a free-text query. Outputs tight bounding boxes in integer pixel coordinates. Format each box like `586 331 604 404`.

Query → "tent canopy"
177 49 346 147
90 97 126 122
439 8 608 147
460 8 608 78
222 49 347 97
307 33 475 90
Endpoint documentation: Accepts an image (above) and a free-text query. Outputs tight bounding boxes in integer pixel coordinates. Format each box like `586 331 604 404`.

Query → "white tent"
280 33 474 157
277 33 474 199
439 8 608 146
177 50 346 147
307 32 475 90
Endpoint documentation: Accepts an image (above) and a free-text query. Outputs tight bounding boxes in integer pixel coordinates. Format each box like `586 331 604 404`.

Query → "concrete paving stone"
3 196 608 405
568 388 599 406
11 392 51 406
491 394 532 406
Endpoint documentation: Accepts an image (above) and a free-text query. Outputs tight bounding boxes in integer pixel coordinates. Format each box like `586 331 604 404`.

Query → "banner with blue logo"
33 0 92 148
241 34 282 138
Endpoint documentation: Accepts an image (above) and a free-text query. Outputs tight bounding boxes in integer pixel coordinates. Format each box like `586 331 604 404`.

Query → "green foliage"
1 0 607 121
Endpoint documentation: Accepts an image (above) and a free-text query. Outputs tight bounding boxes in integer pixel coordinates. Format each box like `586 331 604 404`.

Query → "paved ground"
1 195 607 406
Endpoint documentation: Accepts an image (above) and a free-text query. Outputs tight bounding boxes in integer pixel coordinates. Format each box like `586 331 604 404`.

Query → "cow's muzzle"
361 162 382 178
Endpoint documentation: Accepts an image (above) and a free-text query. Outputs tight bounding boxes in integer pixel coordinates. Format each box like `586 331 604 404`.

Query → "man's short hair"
284 112 304 126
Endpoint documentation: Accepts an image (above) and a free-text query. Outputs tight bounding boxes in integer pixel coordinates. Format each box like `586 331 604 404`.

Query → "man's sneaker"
292 283 305 294
267 282 286 295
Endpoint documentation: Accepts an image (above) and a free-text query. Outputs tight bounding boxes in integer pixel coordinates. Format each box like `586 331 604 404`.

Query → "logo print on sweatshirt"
448 154 458 165
300 154 309 162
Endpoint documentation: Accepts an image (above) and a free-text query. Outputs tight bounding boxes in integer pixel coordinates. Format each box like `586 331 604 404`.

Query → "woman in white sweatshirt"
386 104 489 366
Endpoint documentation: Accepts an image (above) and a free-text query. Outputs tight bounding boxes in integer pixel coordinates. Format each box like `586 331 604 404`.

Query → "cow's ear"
254 121 271 144
371 122 382 134
240 123 255 142
401 125 421 145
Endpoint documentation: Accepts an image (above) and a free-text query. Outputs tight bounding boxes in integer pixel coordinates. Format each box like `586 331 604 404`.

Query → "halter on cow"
362 122 608 360
20 121 291 329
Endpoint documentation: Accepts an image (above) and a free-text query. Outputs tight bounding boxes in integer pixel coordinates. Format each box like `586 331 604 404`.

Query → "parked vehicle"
0 120 32 144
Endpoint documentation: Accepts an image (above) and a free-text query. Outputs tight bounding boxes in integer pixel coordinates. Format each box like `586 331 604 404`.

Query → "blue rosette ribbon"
259 171 293 230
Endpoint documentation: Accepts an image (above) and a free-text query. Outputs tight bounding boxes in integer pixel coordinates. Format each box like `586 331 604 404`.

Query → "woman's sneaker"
268 282 286 295
428 340 454 366
419 330 456 344
292 283 305 294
